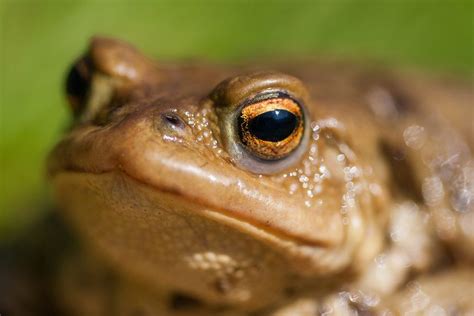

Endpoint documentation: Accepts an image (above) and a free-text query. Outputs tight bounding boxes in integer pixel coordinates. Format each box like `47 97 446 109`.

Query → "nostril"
161 112 186 130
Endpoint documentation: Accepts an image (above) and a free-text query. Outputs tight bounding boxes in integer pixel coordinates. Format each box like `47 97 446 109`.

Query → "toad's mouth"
47 123 344 248
52 169 314 251
51 168 341 251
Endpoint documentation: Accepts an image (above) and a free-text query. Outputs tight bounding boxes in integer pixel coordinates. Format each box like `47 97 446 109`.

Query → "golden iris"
238 94 304 160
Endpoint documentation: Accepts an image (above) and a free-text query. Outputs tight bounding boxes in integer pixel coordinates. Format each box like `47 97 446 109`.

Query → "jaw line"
52 166 324 250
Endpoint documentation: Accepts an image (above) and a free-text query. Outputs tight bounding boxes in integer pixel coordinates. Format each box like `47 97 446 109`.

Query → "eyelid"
211 72 309 110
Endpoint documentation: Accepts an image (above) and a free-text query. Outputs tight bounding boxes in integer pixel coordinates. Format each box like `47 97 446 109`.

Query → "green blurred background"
1 0 473 238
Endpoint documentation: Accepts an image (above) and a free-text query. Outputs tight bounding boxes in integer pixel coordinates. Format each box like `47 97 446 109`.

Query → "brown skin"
25 37 474 315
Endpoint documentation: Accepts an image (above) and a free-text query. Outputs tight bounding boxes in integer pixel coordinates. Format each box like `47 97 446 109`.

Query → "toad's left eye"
238 92 304 160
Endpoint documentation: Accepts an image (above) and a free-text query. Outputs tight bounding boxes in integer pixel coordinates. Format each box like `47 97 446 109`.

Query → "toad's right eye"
237 92 305 161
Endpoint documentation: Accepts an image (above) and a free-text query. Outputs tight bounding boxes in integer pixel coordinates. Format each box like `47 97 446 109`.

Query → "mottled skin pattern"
1 37 473 316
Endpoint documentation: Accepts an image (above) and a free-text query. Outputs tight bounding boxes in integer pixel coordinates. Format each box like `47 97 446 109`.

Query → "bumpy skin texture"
6 37 474 315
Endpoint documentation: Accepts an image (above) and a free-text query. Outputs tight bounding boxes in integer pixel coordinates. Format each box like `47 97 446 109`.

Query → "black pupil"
247 109 298 142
